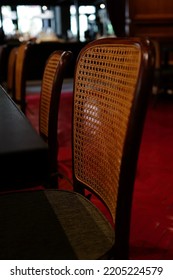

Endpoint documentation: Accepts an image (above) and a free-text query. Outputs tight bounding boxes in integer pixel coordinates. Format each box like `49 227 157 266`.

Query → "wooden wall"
125 0 173 40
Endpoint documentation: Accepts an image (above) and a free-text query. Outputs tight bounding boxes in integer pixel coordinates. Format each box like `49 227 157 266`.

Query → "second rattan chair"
7 46 18 99
13 45 72 187
39 50 72 187
0 37 155 260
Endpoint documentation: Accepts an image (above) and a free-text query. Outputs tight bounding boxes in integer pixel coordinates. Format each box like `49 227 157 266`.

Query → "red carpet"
26 92 173 260
130 96 173 260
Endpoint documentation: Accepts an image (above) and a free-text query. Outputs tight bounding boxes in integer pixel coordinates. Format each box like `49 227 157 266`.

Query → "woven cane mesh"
39 52 61 139
74 43 141 222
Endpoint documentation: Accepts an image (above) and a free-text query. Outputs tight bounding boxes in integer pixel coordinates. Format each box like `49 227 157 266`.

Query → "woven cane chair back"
39 50 72 175
73 37 155 223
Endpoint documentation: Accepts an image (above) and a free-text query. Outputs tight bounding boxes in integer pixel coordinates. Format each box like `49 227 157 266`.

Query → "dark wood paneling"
123 0 173 92
125 0 173 39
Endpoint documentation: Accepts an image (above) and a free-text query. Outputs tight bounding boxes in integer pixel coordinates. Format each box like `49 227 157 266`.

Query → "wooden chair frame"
72 37 155 258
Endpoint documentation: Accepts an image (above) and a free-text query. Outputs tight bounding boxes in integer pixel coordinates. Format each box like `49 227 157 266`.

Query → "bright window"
17 6 43 37
70 5 96 41
1 6 16 35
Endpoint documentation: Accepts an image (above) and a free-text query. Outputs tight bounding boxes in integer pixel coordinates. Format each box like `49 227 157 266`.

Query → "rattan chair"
14 42 30 113
7 47 18 99
39 50 72 187
0 37 155 260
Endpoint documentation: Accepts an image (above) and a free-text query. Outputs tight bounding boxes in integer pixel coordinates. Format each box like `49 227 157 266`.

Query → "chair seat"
0 190 114 259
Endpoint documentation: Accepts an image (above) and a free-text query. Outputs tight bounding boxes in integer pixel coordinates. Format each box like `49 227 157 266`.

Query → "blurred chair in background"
13 41 72 187
14 42 30 113
7 47 18 98
152 39 173 99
